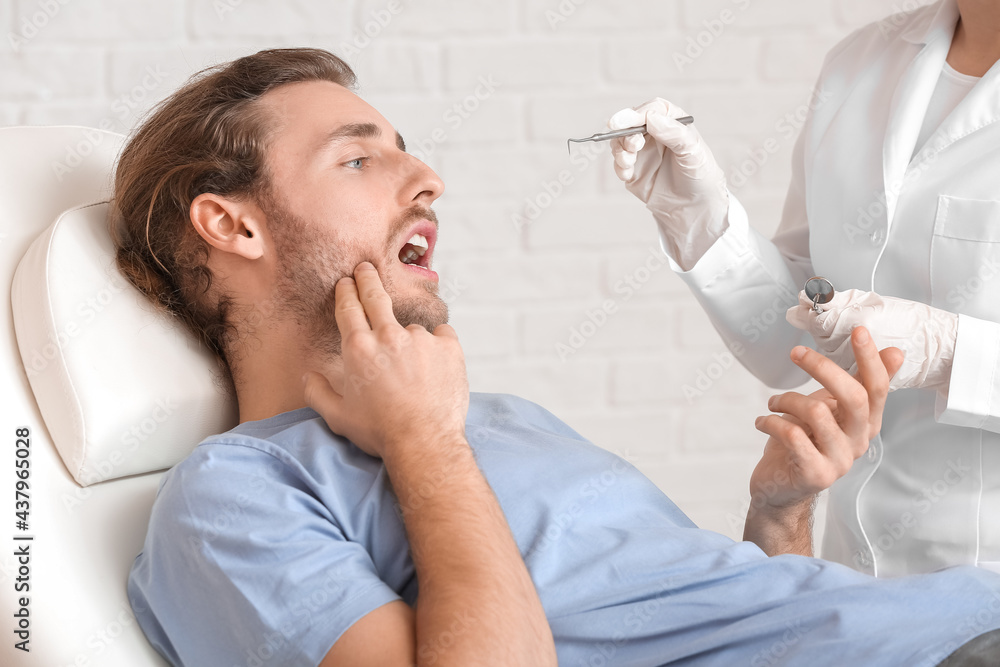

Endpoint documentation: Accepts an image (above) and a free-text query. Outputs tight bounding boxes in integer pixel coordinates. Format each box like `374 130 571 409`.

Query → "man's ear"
189 193 265 260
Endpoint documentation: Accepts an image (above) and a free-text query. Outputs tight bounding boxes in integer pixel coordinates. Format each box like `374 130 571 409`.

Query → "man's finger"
789 345 869 439
302 371 348 432
850 327 891 435
433 323 460 340
352 262 399 330
333 276 369 336
879 346 905 383
754 414 825 469
766 392 841 455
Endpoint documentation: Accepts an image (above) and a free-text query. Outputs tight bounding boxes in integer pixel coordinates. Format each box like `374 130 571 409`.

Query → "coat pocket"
930 195 1000 319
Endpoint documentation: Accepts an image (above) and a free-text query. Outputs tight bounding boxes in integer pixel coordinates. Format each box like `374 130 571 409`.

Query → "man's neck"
949 0 1000 76
232 320 345 424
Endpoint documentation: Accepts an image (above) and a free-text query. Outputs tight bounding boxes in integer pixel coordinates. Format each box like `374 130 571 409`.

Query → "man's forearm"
384 435 556 666
743 496 814 557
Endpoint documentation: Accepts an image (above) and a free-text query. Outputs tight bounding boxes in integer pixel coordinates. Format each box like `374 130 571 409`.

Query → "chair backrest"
0 126 169 666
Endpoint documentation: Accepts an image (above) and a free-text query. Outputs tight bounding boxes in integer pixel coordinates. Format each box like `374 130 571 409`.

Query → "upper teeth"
407 234 428 251
400 233 429 265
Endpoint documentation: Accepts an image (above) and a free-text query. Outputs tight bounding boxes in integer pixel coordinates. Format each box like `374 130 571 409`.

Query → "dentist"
609 0 1000 576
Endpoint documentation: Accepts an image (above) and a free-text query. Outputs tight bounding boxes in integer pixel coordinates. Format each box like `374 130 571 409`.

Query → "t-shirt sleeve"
128 440 402 667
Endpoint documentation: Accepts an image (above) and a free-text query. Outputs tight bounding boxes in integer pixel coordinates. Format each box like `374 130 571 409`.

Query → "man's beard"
263 191 449 359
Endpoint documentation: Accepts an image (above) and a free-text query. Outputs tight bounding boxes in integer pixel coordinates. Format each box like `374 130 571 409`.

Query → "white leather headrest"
11 201 238 486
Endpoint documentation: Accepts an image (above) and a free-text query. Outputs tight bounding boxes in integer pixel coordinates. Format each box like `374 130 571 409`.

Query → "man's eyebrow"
317 122 407 153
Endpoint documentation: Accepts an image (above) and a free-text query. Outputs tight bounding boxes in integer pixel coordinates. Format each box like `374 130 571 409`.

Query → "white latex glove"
607 97 729 271
786 289 958 391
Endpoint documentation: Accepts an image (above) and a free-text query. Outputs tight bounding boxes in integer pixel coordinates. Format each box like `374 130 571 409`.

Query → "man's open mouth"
398 233 430 267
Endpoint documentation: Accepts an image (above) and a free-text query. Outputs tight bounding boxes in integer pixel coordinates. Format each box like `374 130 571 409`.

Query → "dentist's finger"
608 107 646 132
613 143 638 170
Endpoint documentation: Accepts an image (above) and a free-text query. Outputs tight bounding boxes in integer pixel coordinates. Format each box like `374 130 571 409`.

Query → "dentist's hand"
607 97 729 271
301 262 469 459
786 289 958 391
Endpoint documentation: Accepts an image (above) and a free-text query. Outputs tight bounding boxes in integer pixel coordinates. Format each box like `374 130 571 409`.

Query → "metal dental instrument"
804 276 835 314
567 115 695 154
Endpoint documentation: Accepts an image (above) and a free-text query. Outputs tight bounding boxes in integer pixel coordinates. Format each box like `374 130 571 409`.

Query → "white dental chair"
1 126 238 666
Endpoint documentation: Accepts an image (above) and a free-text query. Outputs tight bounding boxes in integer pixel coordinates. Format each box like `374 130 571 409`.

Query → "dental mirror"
804 277 835 313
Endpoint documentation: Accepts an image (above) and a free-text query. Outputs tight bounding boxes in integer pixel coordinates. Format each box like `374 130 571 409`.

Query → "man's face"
256 79 447 356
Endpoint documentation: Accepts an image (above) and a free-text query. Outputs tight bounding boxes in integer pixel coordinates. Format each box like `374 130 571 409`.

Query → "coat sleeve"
659 126 816 389
936 314 1000 433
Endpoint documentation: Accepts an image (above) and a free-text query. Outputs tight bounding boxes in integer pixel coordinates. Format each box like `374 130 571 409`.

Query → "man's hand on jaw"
743 327 904 557
302 262 557 667
301 260 468 462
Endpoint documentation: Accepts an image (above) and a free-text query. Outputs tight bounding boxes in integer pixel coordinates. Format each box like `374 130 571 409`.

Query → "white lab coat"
669 0 1000 576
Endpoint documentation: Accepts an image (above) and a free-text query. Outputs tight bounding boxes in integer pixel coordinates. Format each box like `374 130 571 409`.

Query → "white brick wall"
1 0 932 541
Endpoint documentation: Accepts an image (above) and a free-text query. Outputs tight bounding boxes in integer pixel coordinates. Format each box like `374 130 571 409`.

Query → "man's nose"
399 152 444 206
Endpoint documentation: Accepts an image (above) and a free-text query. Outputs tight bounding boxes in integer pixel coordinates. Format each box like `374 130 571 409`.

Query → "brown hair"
110 48 356 385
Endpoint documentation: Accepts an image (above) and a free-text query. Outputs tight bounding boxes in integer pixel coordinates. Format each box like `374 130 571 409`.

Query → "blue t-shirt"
129 393 1000 666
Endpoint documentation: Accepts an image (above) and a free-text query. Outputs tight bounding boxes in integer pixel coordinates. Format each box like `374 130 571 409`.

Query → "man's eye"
345 157 367 169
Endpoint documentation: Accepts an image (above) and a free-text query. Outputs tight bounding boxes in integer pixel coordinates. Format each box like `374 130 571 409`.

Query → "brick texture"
0 0 929 541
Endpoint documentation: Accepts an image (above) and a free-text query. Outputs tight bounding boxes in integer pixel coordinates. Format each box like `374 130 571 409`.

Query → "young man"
119 48 1000 666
